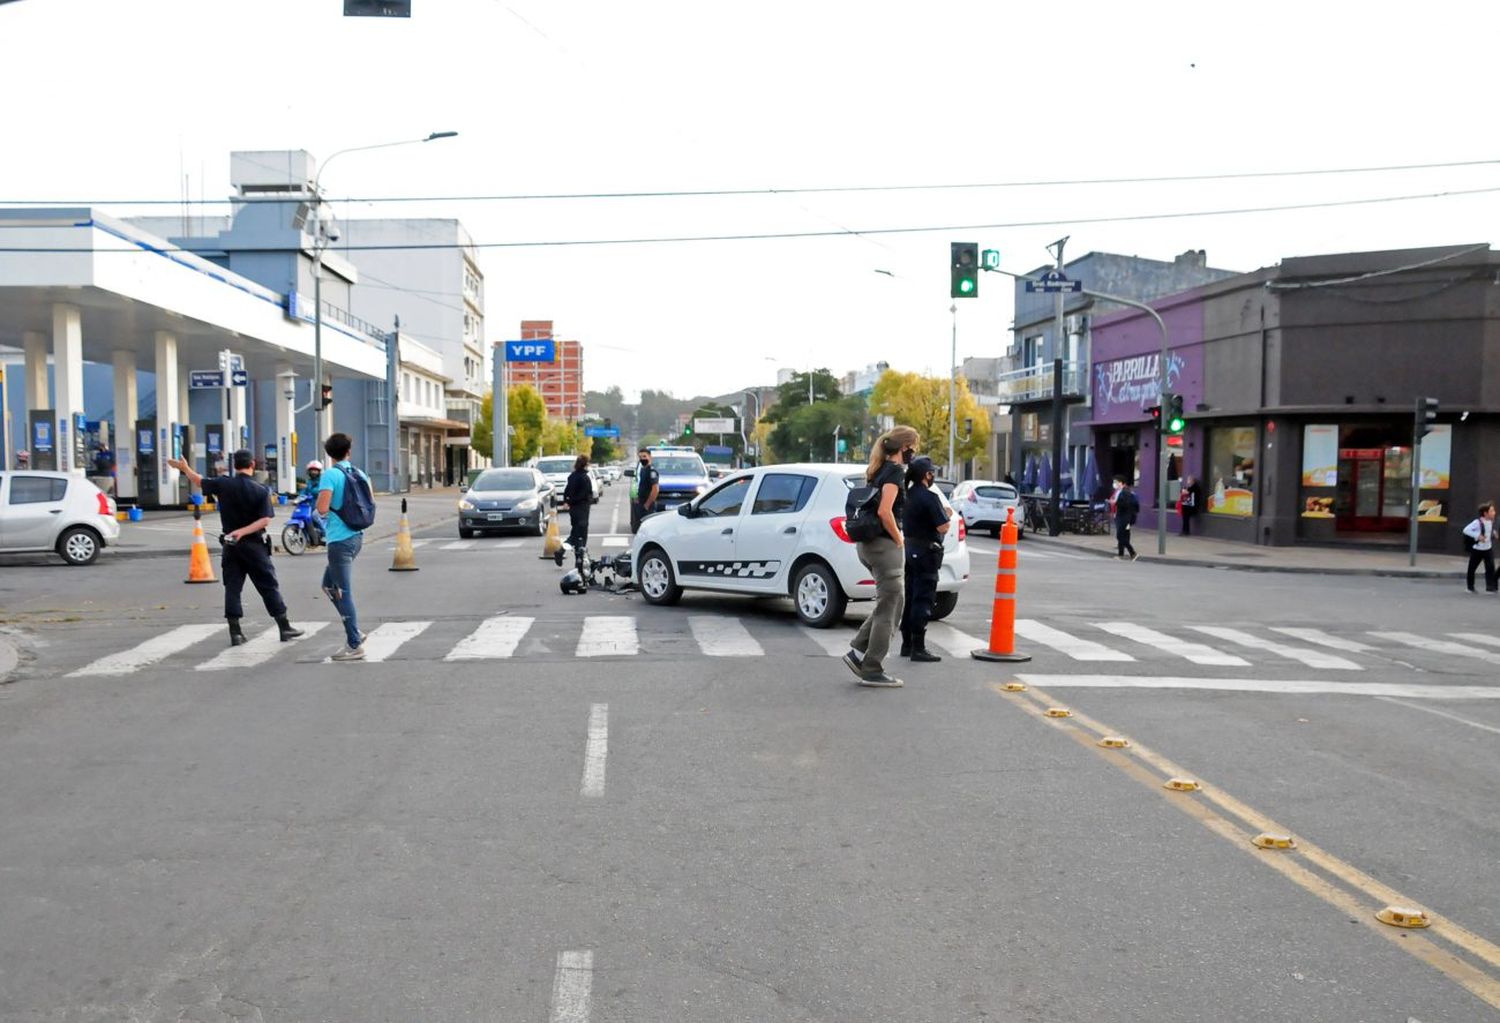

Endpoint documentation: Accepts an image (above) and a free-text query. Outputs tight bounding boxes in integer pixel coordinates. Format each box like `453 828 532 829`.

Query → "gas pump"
173 424 194 503
136 418 158 504
72 412 87 475
263 444 279 489
205 422 225 476
28 410 57 471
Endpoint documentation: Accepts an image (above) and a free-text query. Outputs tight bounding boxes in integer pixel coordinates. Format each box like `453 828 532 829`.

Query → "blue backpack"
334 465 377 531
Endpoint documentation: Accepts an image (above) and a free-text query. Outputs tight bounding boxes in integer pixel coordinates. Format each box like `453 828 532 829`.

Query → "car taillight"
96 492 110 516
957 516 967 542
829 517 854 543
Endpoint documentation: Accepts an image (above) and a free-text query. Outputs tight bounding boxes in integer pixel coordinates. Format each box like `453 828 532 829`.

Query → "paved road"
2 485 1497 1021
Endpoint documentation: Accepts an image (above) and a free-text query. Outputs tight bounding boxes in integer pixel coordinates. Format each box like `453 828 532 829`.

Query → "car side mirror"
678 503 696 518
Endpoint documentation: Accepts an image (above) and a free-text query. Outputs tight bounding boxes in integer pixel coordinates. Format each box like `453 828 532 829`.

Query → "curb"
1018 532 1464 580
105 514 454 563
0 638 18 683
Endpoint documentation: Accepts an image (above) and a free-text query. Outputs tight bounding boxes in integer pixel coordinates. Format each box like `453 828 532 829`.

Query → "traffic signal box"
1165 393 1186 435
951 242 979 299
1417 397 1439 437
1147 404 1162 430
319 383 334 410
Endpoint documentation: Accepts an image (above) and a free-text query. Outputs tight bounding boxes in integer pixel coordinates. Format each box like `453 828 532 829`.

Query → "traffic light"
683 422 693 437
1417 397 1439 437
1165 393 1186 435
344 0 411 16
950 242 979 299
1147 404 1162 430
319 383 334 410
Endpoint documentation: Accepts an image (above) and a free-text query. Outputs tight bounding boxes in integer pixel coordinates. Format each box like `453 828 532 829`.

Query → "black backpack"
844 484 884 542
333 465 377 531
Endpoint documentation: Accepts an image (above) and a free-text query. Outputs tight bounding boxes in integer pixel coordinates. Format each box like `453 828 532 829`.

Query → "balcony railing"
993 361 1086 403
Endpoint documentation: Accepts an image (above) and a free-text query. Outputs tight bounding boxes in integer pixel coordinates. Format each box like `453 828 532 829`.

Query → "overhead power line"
2 157 1498 207
2 184 1498 253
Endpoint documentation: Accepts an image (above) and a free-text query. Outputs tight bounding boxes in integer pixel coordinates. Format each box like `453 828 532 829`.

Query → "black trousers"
566 508 590 550
900 546 943 644
1467 548 1497 591
222 535 287 620
630 503 653 534
1116 520 1136 556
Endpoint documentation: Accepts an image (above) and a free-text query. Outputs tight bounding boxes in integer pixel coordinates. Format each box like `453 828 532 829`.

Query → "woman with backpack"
842 425 919 688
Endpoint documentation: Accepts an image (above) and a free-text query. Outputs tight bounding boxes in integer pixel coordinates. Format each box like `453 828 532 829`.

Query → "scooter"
281 495 326 556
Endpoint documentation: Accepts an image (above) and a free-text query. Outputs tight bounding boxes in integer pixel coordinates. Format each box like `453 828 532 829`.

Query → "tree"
868 370 990 466
473 383 546 464
590 435 619 463
767 395 869 464
540 417 582 456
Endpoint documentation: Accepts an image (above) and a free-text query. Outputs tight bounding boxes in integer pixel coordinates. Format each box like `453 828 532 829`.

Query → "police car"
630 463 970 627
641 446 711 513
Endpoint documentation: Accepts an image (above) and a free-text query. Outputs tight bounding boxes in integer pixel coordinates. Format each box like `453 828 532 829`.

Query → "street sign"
1024 270 1083 294
190 370 248 388
703 444 734 462
584 426 621 438
693 416 736 434
503 340 557 363
981 248 1001 270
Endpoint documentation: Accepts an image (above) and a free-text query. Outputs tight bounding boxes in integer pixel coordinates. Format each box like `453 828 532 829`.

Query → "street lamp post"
741 389 761 467
306 131 457 455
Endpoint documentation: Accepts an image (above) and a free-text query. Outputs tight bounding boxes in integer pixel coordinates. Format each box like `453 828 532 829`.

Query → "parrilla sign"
1091 346 1203 423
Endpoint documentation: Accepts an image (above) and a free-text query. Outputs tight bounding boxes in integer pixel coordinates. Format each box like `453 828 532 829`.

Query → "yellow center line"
991 682 1500 1011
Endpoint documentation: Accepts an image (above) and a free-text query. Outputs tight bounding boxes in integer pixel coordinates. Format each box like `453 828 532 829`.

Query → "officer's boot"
227 618 247 647
898 629 912 659
275 616 305 642
910 629 942 663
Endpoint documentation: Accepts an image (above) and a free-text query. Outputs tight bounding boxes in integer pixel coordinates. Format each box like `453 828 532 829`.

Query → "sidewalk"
1018 528 1468 579
106 488 462 561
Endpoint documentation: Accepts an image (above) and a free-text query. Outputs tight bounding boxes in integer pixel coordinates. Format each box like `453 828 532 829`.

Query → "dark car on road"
458 468 554 538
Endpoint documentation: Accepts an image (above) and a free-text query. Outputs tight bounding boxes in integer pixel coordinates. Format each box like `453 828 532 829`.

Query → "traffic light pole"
1047 238 1066 536
1409 398 1422 568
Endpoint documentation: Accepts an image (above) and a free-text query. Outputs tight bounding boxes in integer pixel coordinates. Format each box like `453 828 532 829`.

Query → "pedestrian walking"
1462 501 1497 594
1113 477 1140 560
843 425 918 688
630 449 660 534
1179 475 1201 536
561 454 594 566
167 449 305 647
898 455 951 663
316 432 375 661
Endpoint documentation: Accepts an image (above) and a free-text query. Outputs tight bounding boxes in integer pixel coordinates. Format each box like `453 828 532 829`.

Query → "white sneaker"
331 645 365 662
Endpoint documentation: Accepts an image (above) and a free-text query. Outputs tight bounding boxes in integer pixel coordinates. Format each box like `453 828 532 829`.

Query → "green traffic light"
959 278 975 294
1167 417 1186 434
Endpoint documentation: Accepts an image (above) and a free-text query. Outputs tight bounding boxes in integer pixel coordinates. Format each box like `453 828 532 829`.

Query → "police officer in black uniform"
630 449 660 534
898 456 951 663
168 449 305 647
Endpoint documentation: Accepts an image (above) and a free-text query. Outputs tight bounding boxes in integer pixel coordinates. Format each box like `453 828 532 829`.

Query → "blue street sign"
1025 270 1083 294
504 340 557 363
584 426 621 438
190 371 224 389
230 369 248 386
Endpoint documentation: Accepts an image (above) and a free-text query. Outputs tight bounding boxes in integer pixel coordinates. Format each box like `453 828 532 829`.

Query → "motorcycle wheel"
281 524 307 556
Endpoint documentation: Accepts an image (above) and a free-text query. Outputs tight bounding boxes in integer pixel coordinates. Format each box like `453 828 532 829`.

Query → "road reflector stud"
1002 682 1027 692
1163 778 1201 792
1252 832 1297 850
1044 707 1072 718
1097 736 1130 749
1377 906 1431 929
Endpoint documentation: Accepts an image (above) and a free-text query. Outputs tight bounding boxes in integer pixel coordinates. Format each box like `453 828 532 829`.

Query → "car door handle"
50 509 63 514
721 527 734 535
783 526 797 534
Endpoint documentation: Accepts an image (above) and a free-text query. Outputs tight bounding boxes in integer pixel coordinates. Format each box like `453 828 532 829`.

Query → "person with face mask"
1112 476 1140 560
898 455 951 663
843 425 920 688
630 449 660 534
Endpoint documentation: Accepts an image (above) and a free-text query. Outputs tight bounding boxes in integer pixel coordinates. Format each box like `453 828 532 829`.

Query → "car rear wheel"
637 547 682 606
930 590 959 621
793 561 847 628
57 527 101 566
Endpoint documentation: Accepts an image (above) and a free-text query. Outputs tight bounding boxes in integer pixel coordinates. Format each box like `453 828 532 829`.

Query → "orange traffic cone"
389 498 419 572
185 506 217 584
539 511 563 560
971 507 1030 663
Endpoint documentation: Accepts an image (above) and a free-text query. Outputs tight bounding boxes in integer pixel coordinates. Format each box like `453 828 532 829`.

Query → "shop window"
1207 426 1256 517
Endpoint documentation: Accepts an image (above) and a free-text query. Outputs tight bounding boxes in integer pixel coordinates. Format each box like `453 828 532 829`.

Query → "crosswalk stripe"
1270 627 1378 654
1015 619 1135 662
601 536 629 549
196 622 328 671
925 622 985 658
68 623 223 677
688 616 763 656
1016 674 1500 701
1093 622 1249 666
337 620 432 663
444 616 535 661
1449 632 1500 650
496 539 524 549
411 539 432 548
441 540 475 550
577 616 638 657
800 626 856 657
1190 626 1361 670
1380 631 1500 665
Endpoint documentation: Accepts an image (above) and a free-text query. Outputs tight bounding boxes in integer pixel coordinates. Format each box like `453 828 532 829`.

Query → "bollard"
972 507 1031 663
389 497 420 572
184 506 217 584
539 510 563 560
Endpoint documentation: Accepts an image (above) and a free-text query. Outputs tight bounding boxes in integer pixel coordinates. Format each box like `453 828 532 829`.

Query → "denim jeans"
323 533 364 648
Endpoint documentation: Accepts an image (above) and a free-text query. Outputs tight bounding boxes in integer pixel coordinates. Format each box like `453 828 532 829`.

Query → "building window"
1207 426 1257 517
1023 335 1044 369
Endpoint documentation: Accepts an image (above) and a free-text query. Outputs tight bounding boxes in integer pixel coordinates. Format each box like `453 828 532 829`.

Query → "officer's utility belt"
218 529 268 548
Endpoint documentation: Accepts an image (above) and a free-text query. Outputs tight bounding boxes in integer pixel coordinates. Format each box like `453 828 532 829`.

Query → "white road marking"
443 616 534 660
441 540 475 550
494 539 524 549
68 623 223 677
196 622 327 671
549 949 594 1023
800 626 856 657
609 498 621 535
1015 619 1135 662
1376 696 1500 735
689 615 763 656
601 536 629 549
1016 674 1500 700
331 620 431 663
410 539 432 548
1449 632 1500 650
925 622 986 658
1191 626 1361 670
576 616 638 657
1379 631 1500 666
581 703 609 798
1094 621 1249 666
1270 627 1379 654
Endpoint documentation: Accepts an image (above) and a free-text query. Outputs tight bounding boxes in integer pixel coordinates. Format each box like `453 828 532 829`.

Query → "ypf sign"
504 340 557 363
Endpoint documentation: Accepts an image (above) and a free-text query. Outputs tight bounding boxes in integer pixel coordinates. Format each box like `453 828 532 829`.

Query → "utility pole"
491 342 507 467
949 303 958 480
1047 237 1068 535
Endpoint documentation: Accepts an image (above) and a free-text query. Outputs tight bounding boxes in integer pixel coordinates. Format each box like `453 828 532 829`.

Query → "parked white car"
0 471 120 565
951 479 1023 538
535 456 601 505
630 463 970 627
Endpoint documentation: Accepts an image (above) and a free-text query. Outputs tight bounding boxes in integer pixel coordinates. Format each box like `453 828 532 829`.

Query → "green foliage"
868 369 990 463
474 384 546 465
540 417 582 456
767 395 869 464
590 435 619 463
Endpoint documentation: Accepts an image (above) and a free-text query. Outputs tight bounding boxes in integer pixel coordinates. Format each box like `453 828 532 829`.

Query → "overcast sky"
4 0 1499 401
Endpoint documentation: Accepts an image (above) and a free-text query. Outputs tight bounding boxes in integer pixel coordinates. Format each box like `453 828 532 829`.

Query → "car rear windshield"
654 457 705 476
474 470 535 490
975 485 1017 500
536 459 574 474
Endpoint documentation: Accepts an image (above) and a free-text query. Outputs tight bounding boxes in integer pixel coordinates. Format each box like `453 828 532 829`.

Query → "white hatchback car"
951 479 1024 538
0 471 120 565
630 463 971 627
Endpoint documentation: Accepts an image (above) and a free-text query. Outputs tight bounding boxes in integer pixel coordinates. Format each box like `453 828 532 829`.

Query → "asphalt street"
1 484 1498 1021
